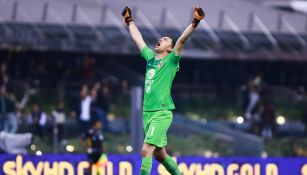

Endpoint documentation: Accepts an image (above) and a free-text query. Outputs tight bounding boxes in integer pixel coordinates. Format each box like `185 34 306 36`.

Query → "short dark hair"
171 38 176 48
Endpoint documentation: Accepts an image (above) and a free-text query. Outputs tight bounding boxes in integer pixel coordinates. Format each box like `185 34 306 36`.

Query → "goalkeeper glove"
122 6 133 26
192 6 205 28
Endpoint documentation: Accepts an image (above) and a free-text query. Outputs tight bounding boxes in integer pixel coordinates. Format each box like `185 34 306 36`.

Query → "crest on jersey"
158 62 163 69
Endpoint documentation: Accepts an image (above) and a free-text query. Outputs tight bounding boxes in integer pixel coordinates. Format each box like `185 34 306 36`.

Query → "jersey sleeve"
141 46 155 61
168 51 182 68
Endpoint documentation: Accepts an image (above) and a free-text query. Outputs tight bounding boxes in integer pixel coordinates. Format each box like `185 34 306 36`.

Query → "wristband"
192 18 200 28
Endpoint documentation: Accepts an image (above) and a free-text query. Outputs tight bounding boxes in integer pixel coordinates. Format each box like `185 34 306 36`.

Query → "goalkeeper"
122 6 205 175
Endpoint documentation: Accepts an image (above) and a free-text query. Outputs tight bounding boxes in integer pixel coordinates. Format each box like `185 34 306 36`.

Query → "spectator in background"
121 79 129 95
90 83 101 120
81 57 97 80
27 103 47 140
261 99 276 139
79 84 92 135
245 82 261 120
294 86 306 103
91 81 110 132
0 63 9 85
81 120 105 175
52 101 66 142
13 85 31 131
92 82 101 96
302 102 307 136
240 82 250 114
94 79 110 132
0 85 18 133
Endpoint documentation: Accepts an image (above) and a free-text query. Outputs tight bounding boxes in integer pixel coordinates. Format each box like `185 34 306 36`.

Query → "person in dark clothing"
0 63 9 86
96 85 110 112
0 85 16 132
92 81 110 132
81 120 105 175
27 103 47 140
261 100 276 139
302 102 307 136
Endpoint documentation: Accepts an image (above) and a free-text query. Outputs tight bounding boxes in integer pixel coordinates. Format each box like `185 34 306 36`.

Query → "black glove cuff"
192 18 200 28
125 18 133 26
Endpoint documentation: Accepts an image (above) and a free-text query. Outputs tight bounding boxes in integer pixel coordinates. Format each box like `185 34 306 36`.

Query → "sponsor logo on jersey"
145 69 156 93
146 69 156 80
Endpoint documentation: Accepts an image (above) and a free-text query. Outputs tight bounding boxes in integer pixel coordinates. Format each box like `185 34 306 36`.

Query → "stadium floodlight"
213 152 219 158
66 145 75 153
36 150 42 156
236 116 244 124
203 150 213 158
126 145 133 152
261 151 268 158
30 144 36 151
276 116 286 125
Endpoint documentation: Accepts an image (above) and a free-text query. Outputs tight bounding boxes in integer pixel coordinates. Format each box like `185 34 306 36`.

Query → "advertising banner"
1 154 307 175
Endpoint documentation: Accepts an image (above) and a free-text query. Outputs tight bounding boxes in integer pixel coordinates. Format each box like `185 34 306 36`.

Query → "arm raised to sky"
174 6 205 56
122 6 146 52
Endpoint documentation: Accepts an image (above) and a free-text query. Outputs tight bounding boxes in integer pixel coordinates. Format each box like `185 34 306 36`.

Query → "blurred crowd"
0 62 29 134
241 76 307 139
76 81 110 135
0 57 130 148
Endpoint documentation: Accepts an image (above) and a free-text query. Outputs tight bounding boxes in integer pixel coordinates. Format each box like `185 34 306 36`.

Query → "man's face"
1 63 7 73
155 37 173 53
33 104 39 112
94 121 102 130
58 102 64 109
0 85 6 96
80 85 88 98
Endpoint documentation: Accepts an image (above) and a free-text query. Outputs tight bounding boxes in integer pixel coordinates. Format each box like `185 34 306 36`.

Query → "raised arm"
122 6 146 52
174 6 205 56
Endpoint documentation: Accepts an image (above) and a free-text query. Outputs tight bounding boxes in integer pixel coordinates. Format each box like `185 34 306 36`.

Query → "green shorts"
143 110 173 148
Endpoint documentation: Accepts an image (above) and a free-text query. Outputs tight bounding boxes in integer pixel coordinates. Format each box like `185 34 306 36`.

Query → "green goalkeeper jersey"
141 46 181 111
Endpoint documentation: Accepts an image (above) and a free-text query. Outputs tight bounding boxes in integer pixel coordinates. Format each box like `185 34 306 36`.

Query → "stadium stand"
0 0 306 59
